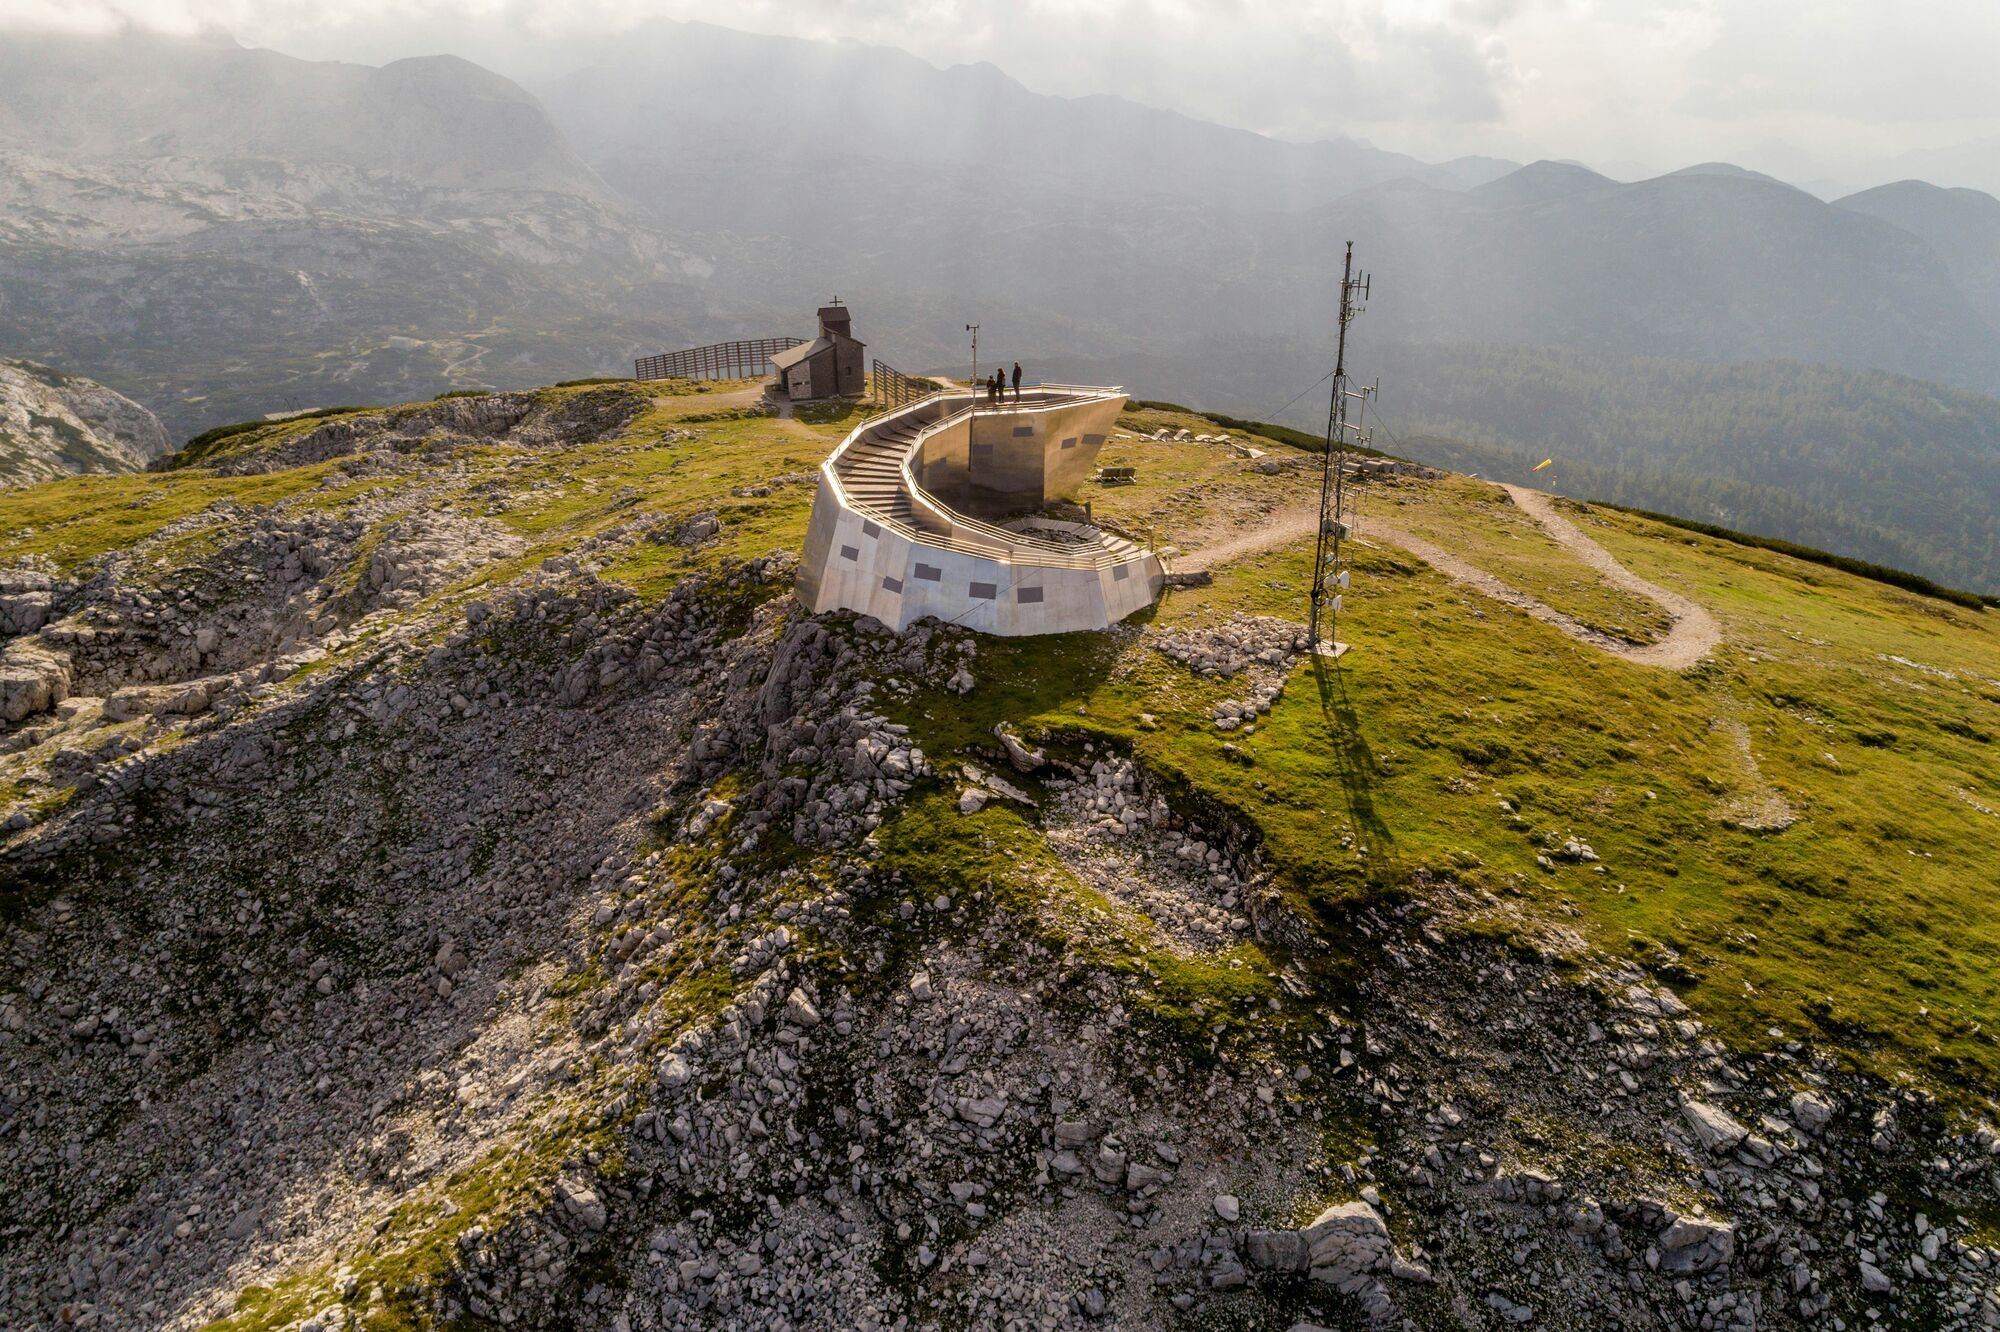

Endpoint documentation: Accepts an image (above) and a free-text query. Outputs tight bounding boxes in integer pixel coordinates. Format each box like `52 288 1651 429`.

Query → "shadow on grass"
865 608 1141 758
1312 653 1394 857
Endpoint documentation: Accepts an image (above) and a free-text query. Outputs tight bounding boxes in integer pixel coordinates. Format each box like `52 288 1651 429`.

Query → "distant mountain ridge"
1248 165 2000 392
0 29 745 438
536 19 1499 216
532 24 2000 400
1836 180 2000 328
0 30 603 209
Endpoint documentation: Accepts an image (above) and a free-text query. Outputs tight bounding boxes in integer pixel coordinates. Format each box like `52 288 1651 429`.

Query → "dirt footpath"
1182 487 1720 670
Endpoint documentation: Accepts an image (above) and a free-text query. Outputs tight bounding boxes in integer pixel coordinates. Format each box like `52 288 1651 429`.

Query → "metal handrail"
819 386 1146 572
896 407 1140 564
819 400 1014 563
821 397 1132 569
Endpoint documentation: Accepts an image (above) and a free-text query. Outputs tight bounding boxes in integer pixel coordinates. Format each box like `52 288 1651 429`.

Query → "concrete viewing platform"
796 386 1167 635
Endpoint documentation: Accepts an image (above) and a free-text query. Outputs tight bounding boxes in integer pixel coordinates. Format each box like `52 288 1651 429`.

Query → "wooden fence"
634 337 805 383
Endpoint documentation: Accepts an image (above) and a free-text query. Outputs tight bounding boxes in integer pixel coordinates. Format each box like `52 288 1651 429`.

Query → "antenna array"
1309 241 1373 657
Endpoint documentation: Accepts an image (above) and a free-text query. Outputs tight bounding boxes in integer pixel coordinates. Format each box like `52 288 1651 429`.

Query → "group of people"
984 361 1024 405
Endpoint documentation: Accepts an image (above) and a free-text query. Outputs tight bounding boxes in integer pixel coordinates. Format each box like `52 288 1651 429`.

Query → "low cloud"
2 0 1996 185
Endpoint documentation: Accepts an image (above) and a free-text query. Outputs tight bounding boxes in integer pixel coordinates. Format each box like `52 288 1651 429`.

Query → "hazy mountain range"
537 25 2000 391
0 30 753 434
0 22 1997 585
1836 180 2000 323
538 20 1516 213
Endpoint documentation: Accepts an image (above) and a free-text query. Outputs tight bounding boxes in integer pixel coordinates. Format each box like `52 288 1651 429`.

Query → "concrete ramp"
797 387 1165 635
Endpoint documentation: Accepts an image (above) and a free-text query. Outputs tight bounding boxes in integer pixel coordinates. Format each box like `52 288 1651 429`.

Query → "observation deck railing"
821 385 1153 573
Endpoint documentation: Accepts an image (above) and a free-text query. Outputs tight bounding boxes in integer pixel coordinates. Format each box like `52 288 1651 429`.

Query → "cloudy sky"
5 0 1997 190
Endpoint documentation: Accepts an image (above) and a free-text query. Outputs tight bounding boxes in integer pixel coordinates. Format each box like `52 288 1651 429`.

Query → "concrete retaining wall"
797 386 1163 636
957 396 1122 513
798 476 1161 635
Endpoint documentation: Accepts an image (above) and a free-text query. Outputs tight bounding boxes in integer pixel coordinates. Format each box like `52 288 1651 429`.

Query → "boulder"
783 987 821 1028
1490 1168 1564 1205
956 1094 1006 1128
556 1177 607 1232
993 724 1047 773
0 591 52 636
0 643 70 722
1790 1090 1836 1134
1304 1200 1393 1288
1053 1121 1093 1147
102 687 158 723
1656 1216 1735 1275
1245 1229 1308 1272
1681 1100 1751 1155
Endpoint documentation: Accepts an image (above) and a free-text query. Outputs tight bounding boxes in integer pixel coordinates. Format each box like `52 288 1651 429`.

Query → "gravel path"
1183 485 1720 669
1500 485 1720 669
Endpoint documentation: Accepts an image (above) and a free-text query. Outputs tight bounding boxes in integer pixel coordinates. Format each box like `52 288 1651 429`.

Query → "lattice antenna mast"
1309 241 1372 655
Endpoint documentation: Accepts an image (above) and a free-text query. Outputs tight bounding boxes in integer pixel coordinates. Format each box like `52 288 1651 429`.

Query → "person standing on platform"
1011 361 1023 401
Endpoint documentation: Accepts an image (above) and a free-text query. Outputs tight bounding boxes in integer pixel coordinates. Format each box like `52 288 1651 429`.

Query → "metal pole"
1311 241 1367 653
966 324 979 406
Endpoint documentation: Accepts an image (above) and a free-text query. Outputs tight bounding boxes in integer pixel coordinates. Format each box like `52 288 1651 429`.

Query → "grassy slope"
913 405 2000 1093
0 467 345 571
6 381 1997 1143
1365 476 1674 645
1105 408 1677 645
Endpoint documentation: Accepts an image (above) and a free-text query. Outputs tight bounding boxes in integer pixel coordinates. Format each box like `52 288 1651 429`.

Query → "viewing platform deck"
795 386 1166 635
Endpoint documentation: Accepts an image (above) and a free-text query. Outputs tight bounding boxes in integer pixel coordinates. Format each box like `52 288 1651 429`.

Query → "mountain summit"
0 29 717 437
1 381 1996 1328
0 30 603 210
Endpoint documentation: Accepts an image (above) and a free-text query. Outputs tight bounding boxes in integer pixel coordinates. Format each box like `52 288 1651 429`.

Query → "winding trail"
1182 484 1720 669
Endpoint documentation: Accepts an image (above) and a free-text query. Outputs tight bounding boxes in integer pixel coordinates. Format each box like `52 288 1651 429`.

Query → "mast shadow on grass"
1311 653 1395 863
